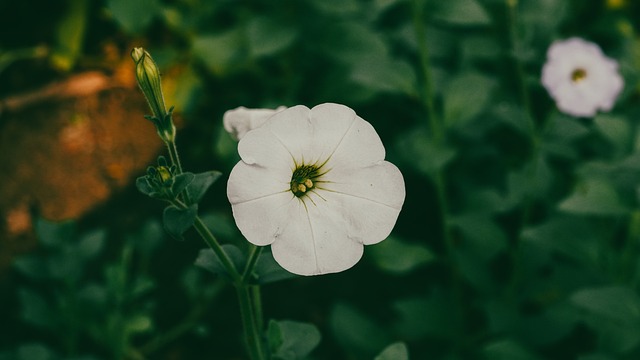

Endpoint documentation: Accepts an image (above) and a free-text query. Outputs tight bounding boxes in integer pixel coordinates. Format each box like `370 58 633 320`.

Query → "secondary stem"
236 285 267 360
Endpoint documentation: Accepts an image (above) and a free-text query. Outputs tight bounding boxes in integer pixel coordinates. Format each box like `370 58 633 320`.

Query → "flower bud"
131 47 176 143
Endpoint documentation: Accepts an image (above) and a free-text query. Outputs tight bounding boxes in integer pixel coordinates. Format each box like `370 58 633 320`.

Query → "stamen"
571 68 587 83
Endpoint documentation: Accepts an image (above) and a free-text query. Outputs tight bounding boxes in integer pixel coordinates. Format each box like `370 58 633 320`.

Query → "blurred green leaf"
350 56 417 96
430 0 491 26
107 0 160 34
76 229 106 260
125 314 153 334
368 236 435 275
247 17 297 58
195 245 245 279
558 179 628 216
13 255 46 280
443 72 496 127
268 320 321 360
571 286 640 353
192 30 244 75
594 114 631 156
50 0 87 71
162 204 197 240
396 127 457 178
35 218 76 248
375 342 409 360
460 35 501 61
15 344 56 360
393 293 455 340
254 249 298 284
481 339 540 360
201 211 242 242
322 22 388 64
172 172 195 198
187 171 222 205
330 303 391 355
19 288 52 329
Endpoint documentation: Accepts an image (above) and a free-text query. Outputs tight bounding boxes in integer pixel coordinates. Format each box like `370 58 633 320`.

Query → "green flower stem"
165 138 192 205
190 215 242 283
412 0 464 353
242 245 263 281
412 0 442 141
236 285 267 360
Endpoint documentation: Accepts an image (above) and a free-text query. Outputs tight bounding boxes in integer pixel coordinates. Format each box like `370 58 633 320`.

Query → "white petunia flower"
541 37 623 117
227 103 405 276
223 106 287 140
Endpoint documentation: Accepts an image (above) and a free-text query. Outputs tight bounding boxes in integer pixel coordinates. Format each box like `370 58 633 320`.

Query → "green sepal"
136 176 155 197
187 171 223 204
163 204 198 240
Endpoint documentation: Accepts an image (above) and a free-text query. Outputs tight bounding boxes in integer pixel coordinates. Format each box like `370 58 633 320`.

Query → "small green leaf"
163 204 198 240
76 229 106 260
368 236 435 275
19 289 52 329
330 303 391 355
107 0 160 34
194 245 245 279
16 343 56 360
558 179 628 216
268 320 322 360
571 286 640 324
375 342 409 360
482 339 540 360
35 218 76 248
172 172 195 198
443 72 496 127
13 255 46 280
396 127 457 178
594 114 631 155
430 0 491 26
126 314 153 334
192 30 244 75
350 56 417 96
247 17 297 58
187 171 222 204
254 249 298 284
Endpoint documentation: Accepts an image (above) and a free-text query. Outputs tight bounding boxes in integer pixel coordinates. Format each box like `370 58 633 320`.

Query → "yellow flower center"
571 68 587 83
290 165 320 197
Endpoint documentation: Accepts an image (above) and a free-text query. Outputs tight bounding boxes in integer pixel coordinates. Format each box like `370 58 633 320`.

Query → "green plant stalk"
412 0 465 353
242 245 263 281
236 285 267 360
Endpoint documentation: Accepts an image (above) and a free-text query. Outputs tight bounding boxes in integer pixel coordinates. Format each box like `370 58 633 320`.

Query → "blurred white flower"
227 103 405 275
223 106 287 140
541 37 623 117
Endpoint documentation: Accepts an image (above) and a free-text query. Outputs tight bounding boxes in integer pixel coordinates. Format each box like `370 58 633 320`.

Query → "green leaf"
368 236 435 275
107 0 160 34
35 218 76 248
375 342 409 360
16 344 56 360
247 17 297 58
187 171 222 204
443 72 496 128
396 127 457 178
322 22 388 65
18 289 53 329
76 229 106 260
136 176 155 197
254 249 298 284
570 286 640 353
430 0 491 26
192 30 244 75
163 204 198 240
126 314 153 334
392 293 455 340
482 339 540 360
13 255 46 280
194 245 245 279
558 179 628 216
594 114 631 155
172 172 195 198
330 303 391 355
268 320 322 360
350 56 417 96
50 0 88 71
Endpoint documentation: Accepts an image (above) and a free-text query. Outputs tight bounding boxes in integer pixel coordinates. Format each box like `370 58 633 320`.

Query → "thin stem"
412 0 441 141
242 245 263 281
236 285 267 360
189 213 242 284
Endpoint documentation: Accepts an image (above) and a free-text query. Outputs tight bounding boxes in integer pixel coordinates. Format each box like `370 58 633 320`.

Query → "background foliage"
3 0 640 359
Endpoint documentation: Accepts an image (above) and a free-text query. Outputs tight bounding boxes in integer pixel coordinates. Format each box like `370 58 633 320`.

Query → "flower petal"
319 161 405 211
227 161 290 205
231 191 297 246
271 196 364 275
237 123 294 170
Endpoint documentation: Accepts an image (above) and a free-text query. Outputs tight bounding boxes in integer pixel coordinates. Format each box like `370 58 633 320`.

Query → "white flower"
541 37 623 117
227 103 405 276
223 106 287 140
